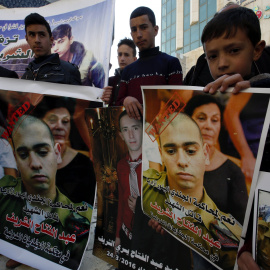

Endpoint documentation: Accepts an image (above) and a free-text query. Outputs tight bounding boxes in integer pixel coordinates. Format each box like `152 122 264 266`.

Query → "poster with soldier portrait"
86 106 182 270
141 86 270 270
0 77 103 270
0 0 114 87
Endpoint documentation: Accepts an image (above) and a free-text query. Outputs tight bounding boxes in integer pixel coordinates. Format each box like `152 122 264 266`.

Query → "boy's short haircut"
52 24 72 40
130 6 156 27
24 13 52 37
117 38 137 57
201 7 261 47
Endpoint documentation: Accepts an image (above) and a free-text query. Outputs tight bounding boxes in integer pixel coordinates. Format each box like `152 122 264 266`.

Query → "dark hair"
24 13 52 37
118 110 142 130
52 24 72 40
130 6 156 26
118 38 136 57
158 112 203 145
184 94 223 121
12 115 55 146
201 7 261 47
33 96 75 119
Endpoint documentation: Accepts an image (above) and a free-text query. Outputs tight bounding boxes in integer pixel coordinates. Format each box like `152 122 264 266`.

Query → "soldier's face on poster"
42 107 71 153
13 122 61 195
159 116 209 191
119 115 143 153
51 36 73 59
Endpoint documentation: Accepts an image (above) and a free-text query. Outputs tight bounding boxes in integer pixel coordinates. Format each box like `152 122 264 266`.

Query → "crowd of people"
0 2 270 270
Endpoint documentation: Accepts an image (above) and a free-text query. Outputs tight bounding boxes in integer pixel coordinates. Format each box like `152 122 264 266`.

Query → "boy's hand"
148 219 165 235
203 74 251 94
237 251 260 270
101 86 112 104
123 96 143 120
128 195 137 213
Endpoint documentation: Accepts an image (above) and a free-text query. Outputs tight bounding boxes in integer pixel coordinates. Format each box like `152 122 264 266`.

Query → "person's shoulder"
0 66 18 78
123 60 139 73
117 156 128 168
0 175 19 188
250 73 270 88
62 203 92 240
75 152 92 163
143 168 164 180
221 158 242 173
59 58 80 71
143 169 167 191
159 51 179 62
56 188 92 222
202 190 242 240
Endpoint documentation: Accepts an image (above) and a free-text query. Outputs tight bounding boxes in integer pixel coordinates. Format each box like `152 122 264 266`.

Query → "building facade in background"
161 0 270 77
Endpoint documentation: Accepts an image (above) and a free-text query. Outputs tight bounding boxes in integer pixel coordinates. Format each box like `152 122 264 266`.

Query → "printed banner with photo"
141 86 270 270
86 106 180 270
253 124 270 269
0 0 114 87
0 77 103 270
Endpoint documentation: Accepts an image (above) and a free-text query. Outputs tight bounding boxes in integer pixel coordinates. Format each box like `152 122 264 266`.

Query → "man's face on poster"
119 114 143 153
52 35 73 59
13 122 61 195
159 115 209 192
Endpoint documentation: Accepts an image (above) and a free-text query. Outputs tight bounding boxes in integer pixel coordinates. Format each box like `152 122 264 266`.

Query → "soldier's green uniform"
0 175 92 270
257 219 270 269
143 169 242 270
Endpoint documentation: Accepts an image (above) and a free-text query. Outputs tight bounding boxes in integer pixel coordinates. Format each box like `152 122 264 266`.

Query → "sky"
109 0 161 77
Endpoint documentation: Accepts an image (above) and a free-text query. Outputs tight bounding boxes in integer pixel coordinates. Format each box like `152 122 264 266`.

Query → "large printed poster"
0 0 114 87
86 106 175 270
141 86 270 270
0 78 103 270
87 86 270 270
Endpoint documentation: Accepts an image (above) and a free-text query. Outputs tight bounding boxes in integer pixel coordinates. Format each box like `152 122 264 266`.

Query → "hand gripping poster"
0 77 103 270
140 86 270 270
0 0 114 87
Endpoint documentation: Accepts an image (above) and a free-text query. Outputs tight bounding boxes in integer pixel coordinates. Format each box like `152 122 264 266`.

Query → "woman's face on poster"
191 103 221 148
43 107 71 150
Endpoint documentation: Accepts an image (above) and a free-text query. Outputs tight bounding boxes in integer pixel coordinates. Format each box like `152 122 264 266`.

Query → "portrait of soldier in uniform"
143 112 242 270
0 116 92 269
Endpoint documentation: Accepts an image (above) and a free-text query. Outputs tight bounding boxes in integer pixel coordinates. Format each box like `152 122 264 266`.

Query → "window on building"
161 0 217 56
161 0 177 55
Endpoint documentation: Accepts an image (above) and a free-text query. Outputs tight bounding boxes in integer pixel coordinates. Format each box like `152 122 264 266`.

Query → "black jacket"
21 53 81 85
108 68 122 106
0 66 18 79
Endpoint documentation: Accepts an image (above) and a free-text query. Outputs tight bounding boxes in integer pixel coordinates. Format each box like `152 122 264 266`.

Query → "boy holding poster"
200 7 270 269
147 5 270 270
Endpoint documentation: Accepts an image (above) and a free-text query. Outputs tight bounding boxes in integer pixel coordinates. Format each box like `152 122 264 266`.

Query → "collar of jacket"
139 46 160 59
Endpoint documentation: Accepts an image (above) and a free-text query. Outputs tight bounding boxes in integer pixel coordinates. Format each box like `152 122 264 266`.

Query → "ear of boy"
253 40 266 61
